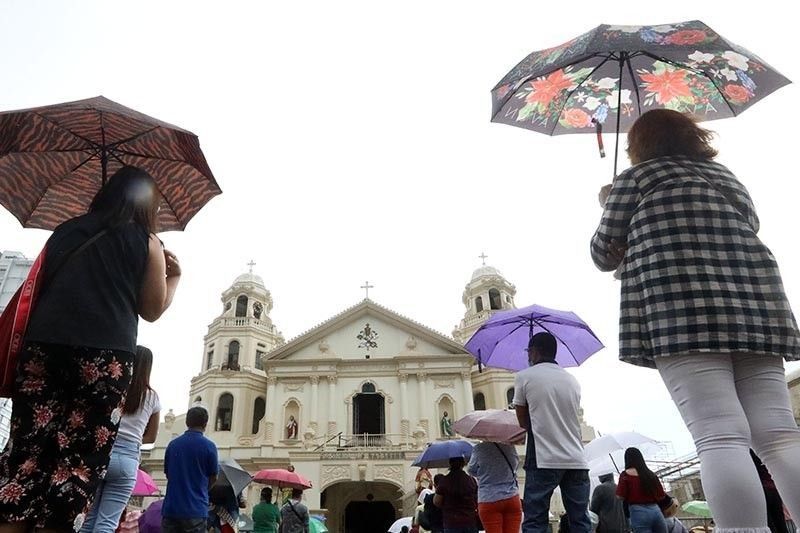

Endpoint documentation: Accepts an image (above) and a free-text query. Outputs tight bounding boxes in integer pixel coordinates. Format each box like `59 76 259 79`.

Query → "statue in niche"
253 301 263 320
286 415 298 440
440 411 455 438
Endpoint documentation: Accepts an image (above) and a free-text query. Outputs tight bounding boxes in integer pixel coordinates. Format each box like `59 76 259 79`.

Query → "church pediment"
265 300 467 361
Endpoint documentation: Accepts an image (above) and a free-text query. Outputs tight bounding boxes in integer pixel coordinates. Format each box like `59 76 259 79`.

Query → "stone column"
310 376 319 432
399 374 410 439
417 373 428 434
327 376 338 436
461 370 474 413
265 377 277 443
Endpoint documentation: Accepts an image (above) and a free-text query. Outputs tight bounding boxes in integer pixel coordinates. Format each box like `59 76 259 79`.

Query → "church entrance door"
344 500 396 533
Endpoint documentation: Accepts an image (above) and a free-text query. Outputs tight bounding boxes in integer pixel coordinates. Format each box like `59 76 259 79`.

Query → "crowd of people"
1 105 800 533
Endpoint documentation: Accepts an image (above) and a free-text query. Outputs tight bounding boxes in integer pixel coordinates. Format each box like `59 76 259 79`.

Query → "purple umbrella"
139 499 163 533
465 304 603 371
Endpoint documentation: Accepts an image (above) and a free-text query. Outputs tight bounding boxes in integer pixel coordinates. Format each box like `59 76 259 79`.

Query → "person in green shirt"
252 487 281 533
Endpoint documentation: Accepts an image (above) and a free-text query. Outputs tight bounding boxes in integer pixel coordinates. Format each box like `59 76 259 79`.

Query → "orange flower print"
664 30 707 45
562 108 593 128
526 70 574 107
641 69 692 104
723 84 752 104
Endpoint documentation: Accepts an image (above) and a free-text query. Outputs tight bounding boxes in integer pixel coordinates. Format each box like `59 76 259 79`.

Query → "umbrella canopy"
412 440 474 469
682 500 713 518
452 409 526 444
214 458 253 496
132 469 159 497
0 96 221 231
491 20 790 175
237 514 254 532
584 432 659 476
310 517 329 533
388 517 413 533
253 468 313 490
465 304 603 372
138 499 163 533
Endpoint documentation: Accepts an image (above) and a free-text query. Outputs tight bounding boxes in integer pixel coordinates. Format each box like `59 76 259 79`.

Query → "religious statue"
440 411 455 438
415 467 433 495
253 301 263 320
286 415 298 439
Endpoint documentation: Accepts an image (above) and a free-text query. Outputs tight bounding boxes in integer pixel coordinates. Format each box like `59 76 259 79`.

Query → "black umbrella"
491 20 790 176
212 458 252 497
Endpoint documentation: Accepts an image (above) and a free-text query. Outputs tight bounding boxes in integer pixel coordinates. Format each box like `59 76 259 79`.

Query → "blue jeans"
81 437 140 533
522 468 591 533
629 504 667 533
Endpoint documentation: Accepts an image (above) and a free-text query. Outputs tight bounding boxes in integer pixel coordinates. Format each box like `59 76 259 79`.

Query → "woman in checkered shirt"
591 109 800 533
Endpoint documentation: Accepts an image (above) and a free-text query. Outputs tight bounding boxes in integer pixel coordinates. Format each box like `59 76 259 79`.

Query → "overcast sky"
2 0 799 457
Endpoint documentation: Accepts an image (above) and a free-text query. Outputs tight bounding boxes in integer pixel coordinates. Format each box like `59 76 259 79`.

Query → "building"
144 263 596 532
0 250 33 312
0 251 33 450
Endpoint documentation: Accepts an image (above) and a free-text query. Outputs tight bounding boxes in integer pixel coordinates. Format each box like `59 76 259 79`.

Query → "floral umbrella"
491 20 790 175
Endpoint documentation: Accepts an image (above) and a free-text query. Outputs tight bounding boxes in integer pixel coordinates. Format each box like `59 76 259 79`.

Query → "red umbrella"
253 469 312 489
0 96 221 231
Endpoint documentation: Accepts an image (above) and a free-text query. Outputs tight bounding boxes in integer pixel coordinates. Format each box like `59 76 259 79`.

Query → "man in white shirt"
514 332 590 533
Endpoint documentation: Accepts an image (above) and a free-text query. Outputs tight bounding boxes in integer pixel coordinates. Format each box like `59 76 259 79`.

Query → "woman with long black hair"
81 346 161 532
616 448 668 533
0 166 180 532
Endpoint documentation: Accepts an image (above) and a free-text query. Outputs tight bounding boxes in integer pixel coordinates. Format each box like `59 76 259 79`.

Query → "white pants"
656 353 800 533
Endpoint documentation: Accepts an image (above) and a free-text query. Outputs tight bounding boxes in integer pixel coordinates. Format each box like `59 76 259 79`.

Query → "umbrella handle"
592 119 606 158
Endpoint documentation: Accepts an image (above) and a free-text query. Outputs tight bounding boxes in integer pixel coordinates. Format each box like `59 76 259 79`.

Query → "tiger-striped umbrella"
0 96 221 231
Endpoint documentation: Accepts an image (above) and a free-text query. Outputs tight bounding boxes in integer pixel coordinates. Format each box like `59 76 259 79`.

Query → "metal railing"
314 433 417 452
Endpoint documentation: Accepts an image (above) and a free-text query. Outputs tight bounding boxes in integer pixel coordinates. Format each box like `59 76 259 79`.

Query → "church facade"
143 264 595 532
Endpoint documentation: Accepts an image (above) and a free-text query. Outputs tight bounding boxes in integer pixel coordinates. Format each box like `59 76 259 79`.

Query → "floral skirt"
0 341 133 531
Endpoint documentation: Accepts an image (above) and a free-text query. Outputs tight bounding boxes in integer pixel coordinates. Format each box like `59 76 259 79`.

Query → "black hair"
291 488 304 499
528 332 557 361
124 346 154 414
186 406 209 429
598 473 614 484
624 447 661 497
433 473 445 486
449 457 466 470
261 487 273 501
89 165 160 233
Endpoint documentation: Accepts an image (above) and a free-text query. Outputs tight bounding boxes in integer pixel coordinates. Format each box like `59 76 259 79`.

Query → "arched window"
361 382 376 393
235 295 248 318
252 397 266 434
226 341 240 370
216 393 234 431
506 388 515 408
475 296 484 313
473 392 486 411
489 289 502 310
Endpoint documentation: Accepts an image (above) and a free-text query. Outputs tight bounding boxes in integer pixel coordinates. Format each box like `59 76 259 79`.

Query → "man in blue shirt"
162 406 219 533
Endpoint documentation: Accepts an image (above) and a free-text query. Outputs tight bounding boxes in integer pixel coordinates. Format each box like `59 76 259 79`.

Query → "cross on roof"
360 281 374 300
479 252 488 266
247 260 256 274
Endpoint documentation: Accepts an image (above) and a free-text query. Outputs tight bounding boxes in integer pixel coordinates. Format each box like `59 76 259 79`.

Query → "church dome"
233 272 265 287
471 265 503 281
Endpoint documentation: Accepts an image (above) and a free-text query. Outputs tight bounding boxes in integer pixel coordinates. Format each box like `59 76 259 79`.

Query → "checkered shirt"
591 156 800 368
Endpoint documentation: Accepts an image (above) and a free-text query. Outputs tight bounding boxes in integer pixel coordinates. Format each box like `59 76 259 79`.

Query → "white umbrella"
584 431 659 475
388 516 413 533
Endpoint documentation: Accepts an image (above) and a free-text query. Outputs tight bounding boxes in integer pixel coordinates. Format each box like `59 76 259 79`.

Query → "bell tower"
452 256 516 344
189 267 284 445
